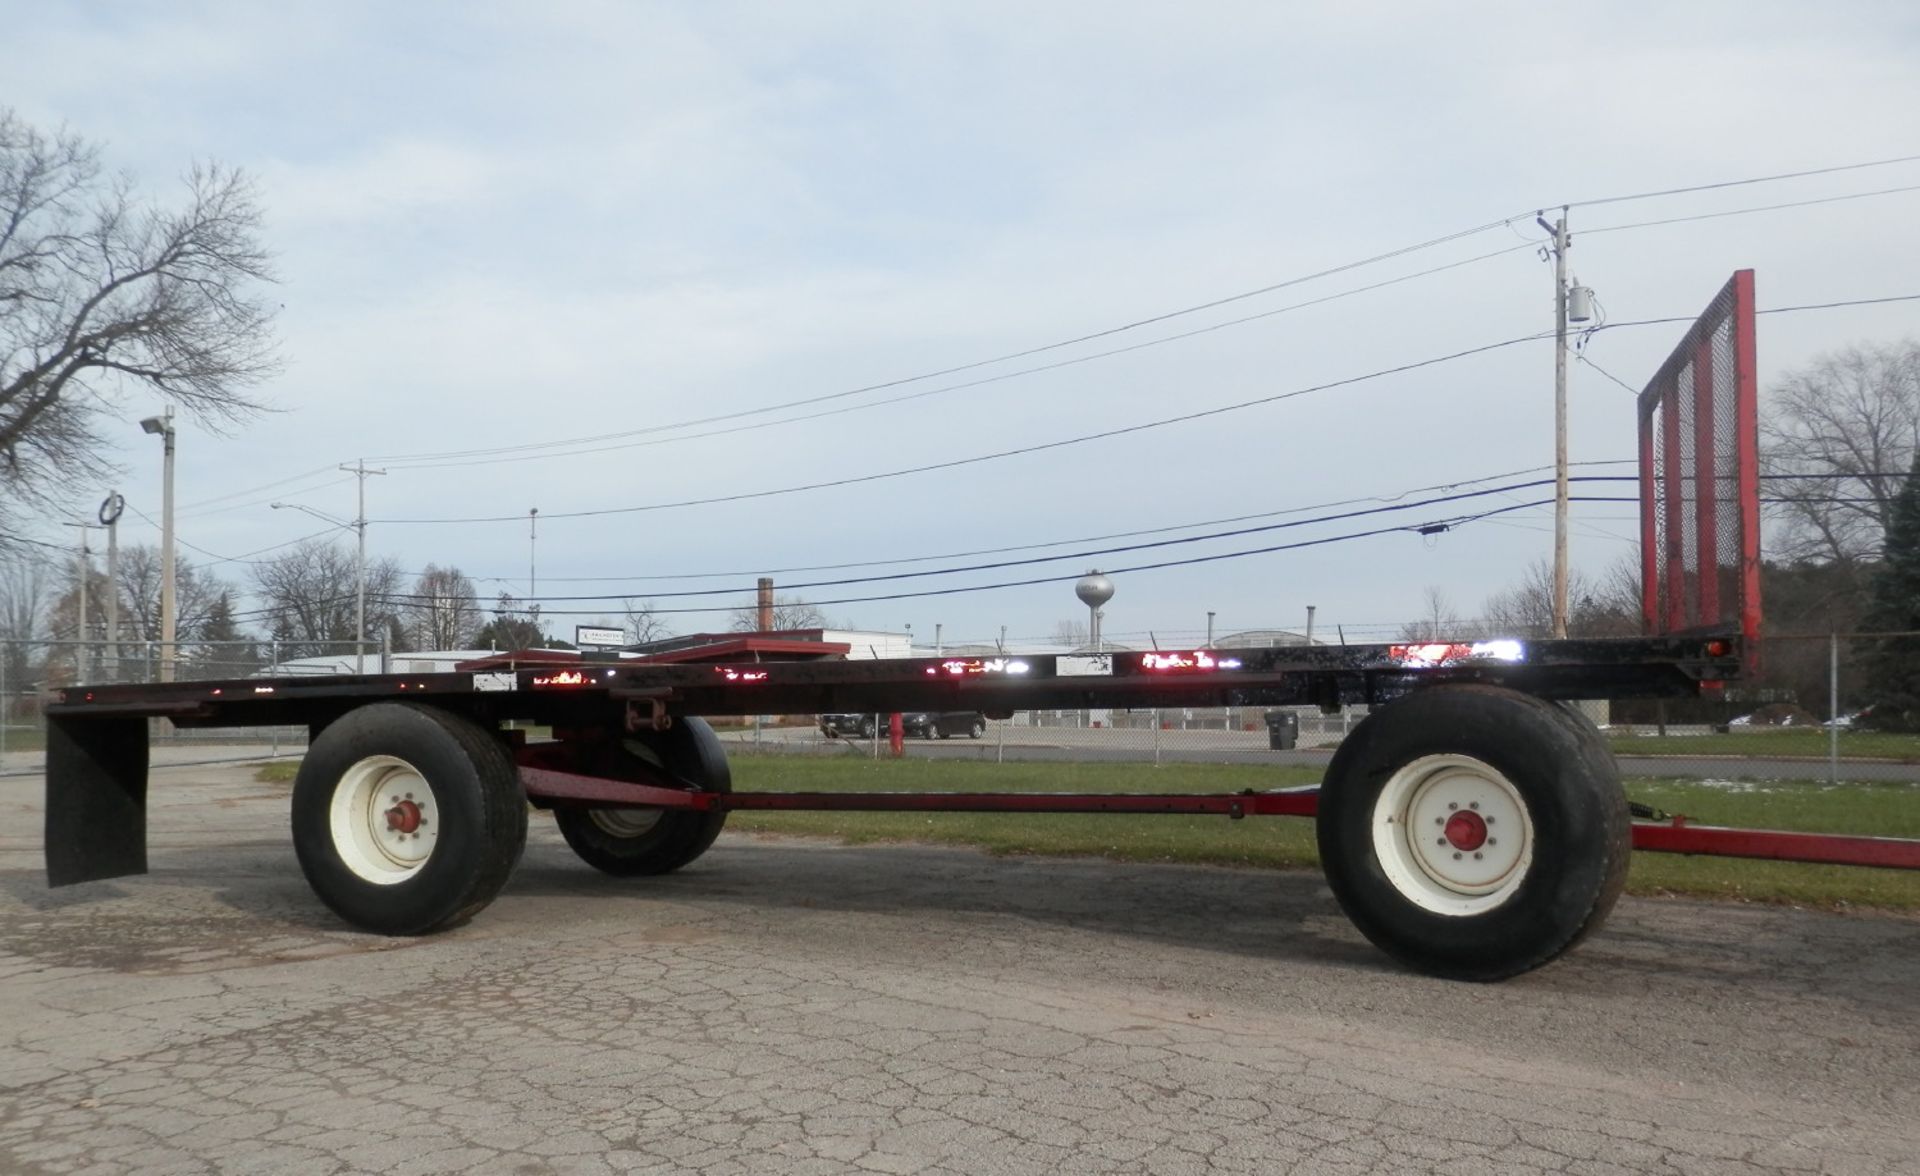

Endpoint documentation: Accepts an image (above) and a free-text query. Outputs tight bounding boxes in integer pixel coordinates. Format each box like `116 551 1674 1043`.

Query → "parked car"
819 712 987 739
819 713 878 738
905 711 987 740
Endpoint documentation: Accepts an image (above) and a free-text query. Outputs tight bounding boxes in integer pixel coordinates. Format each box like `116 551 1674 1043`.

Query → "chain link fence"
0 638 372 775
9 632 1918 788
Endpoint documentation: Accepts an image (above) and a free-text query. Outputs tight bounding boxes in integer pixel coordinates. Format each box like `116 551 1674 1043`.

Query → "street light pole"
100 492 123 682
337 460 387 674
139 409 177 682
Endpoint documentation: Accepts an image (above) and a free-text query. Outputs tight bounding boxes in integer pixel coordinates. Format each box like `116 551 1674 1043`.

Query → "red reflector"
1705 639 1731 657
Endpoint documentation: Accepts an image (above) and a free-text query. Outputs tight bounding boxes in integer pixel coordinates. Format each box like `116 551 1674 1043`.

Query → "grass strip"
1608 729 1920 762
254 752 1920 910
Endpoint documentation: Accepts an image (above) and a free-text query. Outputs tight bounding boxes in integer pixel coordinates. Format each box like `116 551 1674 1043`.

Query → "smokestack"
756 577 774 631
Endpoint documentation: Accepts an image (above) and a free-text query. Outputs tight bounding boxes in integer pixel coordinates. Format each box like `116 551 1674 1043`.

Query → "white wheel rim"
330 755 440 885
590 809 664 837
1371 754 1534 916
587 737 669 836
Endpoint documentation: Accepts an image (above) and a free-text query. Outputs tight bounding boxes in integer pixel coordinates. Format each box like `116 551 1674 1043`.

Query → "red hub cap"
385 800 423 835
1443 810 1488 852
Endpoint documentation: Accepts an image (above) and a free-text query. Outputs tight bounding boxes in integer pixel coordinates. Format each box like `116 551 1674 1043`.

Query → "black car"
820 712 987 739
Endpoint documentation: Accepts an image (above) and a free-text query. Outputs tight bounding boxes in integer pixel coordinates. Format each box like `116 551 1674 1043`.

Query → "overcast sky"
9 1 1920 647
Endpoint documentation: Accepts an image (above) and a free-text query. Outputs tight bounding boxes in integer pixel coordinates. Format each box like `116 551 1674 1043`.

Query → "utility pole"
529 507 539 631
340 459 388 673
69 523 91 683
1548 208 1571 639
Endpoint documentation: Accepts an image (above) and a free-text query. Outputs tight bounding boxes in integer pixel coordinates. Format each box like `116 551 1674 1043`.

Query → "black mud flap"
44 716 149 886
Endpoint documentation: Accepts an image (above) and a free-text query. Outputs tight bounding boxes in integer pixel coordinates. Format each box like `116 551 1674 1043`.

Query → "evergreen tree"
474 592 546 650
1860 453 1920 730
194 592 260 677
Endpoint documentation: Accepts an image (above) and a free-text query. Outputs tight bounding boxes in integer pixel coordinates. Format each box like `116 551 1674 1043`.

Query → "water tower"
1075 571 1114 652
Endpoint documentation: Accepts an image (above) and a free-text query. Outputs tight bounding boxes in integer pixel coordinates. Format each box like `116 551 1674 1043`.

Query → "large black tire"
1316 685 1630 981
859 717 876 739
552 717 731 877
292 703 527 935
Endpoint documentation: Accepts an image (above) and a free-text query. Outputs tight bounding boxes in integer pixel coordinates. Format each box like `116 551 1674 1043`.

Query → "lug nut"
1448 802 1459 811
1473 852 1483 860
1486 816 1496 825
1436 838 1447 846
1452 852 1462 860
1469 802 1479 810
1488 837 1498 846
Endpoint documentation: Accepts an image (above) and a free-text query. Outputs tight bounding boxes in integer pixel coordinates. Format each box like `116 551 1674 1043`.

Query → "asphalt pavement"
3 762 1919 1174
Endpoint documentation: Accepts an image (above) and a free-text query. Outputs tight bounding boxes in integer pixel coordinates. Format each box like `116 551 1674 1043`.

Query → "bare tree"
1050 618 1089 648
1761 340 1920 566
0 111 280 529
249 539 404 658
729 594 828 632
1398 586 1476 642
1482 558 1637 639
404 564 481 650
621 598 672 645
115 544 230 644
0 548 49 687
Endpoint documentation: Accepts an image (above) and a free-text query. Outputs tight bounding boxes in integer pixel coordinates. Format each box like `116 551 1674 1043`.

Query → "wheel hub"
1443 810 1487 852
385 799 423 835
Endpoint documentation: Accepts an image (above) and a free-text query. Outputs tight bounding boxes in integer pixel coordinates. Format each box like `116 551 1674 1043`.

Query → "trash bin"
1263 709 1298 750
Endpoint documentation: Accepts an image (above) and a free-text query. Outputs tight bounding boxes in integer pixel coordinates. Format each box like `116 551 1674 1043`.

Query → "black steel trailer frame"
39 633 1918 981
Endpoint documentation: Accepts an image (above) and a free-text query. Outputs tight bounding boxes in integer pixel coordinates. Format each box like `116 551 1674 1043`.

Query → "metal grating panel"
1638 270 1760 644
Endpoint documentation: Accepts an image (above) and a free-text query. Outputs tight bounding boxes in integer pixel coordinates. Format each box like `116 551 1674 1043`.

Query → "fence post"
0 643 8 765
1153 707 1162 766
1829 628 1839 788
996 714 1005 765
270 638 280 760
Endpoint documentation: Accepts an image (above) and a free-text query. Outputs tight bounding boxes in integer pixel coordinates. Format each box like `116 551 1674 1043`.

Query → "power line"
380 244 1543 473
363 225 1535 466
371 290 1920 528
378 477 1637 605
374 331 1556 525
399 497 1596 618
459 459 1641 584
122 504 338 567
375 189 1920 476
358 153 1920 468
1583 182 1920 236
1565 153 1920 210
174 464 343 515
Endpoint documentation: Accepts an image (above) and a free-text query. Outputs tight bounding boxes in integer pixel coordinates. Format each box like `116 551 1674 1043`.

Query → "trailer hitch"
614 688 674 733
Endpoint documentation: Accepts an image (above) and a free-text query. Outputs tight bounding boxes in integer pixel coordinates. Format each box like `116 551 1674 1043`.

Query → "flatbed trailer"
39 633 1920 981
